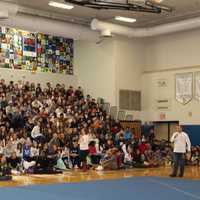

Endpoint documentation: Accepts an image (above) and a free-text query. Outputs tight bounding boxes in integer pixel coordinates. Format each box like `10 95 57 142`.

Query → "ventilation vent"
119 90 141 111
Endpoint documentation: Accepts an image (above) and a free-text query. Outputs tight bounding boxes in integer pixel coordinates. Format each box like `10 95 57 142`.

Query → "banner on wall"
175 72 193 105
194 72 200 101
0 26 73 75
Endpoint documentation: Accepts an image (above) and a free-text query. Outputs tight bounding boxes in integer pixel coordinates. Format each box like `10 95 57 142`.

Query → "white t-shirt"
170 131 191 153
79 135 90 150
30 147 39 157
31 125 42 138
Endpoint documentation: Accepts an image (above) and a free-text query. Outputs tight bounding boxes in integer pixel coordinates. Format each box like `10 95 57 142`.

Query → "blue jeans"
172 152 185 176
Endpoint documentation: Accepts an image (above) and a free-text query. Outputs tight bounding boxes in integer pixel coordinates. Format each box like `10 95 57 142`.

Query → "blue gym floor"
0 176 200 200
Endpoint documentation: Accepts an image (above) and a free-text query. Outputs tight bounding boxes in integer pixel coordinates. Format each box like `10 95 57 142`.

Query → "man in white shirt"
170 125 191 177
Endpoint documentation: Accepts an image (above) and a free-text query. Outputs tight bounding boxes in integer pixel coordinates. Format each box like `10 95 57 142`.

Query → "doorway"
153 121 179 142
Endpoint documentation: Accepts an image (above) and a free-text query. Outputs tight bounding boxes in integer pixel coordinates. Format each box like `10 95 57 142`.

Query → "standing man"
170 125 191 177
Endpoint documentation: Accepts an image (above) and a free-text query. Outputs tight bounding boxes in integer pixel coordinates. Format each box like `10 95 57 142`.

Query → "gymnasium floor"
0 167 199 200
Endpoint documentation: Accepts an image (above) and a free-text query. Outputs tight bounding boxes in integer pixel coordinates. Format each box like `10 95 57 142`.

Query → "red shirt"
89 146 97 155
139 143 148 154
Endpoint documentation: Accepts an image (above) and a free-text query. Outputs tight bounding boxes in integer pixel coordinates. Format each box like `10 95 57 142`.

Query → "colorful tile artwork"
0 27 73 75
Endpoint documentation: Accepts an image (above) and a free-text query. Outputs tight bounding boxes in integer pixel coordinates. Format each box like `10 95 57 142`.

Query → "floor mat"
0 176 200 200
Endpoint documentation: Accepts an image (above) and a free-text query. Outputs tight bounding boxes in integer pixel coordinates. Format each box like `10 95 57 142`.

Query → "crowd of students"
0 79 199 176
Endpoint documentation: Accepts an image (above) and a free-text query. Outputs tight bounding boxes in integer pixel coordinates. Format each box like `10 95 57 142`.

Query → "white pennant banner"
175 73 193 105
194 72 200 101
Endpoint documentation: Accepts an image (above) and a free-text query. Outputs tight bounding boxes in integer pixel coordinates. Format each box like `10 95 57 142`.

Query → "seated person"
189 147 199 166
124 128 133 142
162 146 173 166
138 140 149 154
69 140 80 168
31 122 45 144
23 144 36 172
60 143 70 168
96 148 119 171
88 141 101 166
47 144 59 168
132 149 149 168
35 143 62 174
55 147 67 170
123 145 134 168
154 149 165 166
16 143 23 158
7 151 21 171
144 150 159 168
115 134 125 150
30 141 39 159
35 143 49 170
0 154 12 180
104 139 115 151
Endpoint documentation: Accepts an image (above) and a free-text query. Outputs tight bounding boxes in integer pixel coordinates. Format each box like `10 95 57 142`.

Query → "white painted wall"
0 67 77 88
114 37 144 119
75 36 145 121
74 39 116 105
144 29 200 72
142 29 200 125
142 68 200 125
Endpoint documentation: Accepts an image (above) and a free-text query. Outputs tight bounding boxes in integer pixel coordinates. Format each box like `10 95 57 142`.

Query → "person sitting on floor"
69 140 80 169
144 150 159 168
88 141 101 167
132 149 148 168
7 151 21 170
96 148 119 171
189 147 199 166
123 144 134 168
0 154 12 180
23 143 36 172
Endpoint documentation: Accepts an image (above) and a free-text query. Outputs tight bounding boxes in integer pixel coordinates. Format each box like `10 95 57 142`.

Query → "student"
7 151 21 170
31 122 44 143
69 140 80 168
88 141 101 166
124 127 133 141
0 155 12 180
79 128 90 171
96 148 119 171
61 143 70 168
132 149 148 168
23 144 36 171
123 145 134 168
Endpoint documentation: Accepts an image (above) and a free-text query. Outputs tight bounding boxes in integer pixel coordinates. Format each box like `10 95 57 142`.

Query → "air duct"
91 17 200 38
0 2 18 19
1 1 199 40
0 11 9 20
0 13 99 41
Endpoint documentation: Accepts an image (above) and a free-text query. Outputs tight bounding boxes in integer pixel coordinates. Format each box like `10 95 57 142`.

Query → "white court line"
149 178 200 200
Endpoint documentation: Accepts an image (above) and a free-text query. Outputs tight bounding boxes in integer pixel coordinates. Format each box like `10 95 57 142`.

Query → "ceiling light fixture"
115 16 136 23
152 0 163 3
48 1 74 9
